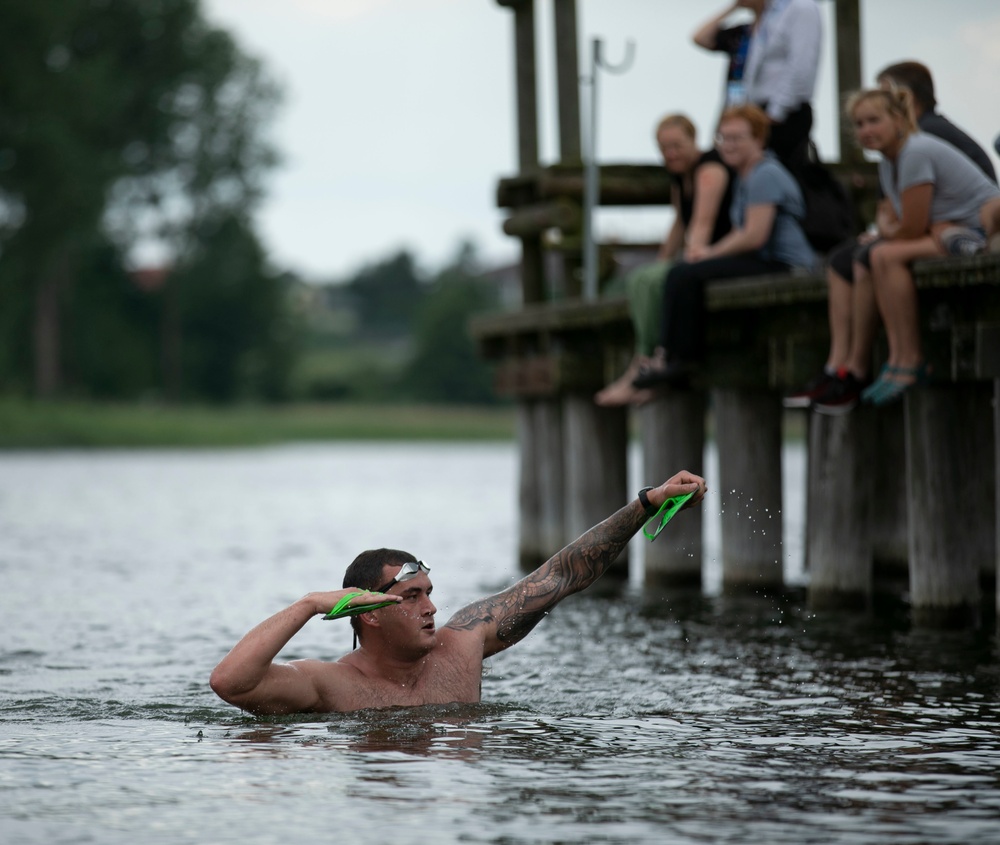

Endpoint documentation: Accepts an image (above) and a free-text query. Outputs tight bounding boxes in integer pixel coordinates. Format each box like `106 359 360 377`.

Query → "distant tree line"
300 242 502 405
0 0 502 406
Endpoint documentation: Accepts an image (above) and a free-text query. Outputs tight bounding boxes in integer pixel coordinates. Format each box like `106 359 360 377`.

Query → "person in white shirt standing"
743 0 822 171
695 0 822 173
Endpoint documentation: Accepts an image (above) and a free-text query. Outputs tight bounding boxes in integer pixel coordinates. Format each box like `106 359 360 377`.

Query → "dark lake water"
1 443 998 844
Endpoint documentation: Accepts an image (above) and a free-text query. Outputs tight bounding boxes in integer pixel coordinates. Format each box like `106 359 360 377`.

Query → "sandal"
861 363 930 407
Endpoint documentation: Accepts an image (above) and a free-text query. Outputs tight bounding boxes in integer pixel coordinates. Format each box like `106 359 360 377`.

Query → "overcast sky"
200 0 1000 282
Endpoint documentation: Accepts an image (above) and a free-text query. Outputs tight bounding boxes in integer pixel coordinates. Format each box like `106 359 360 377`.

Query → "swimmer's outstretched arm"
445 470 706 658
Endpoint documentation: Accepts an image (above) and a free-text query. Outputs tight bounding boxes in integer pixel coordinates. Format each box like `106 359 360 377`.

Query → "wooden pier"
480 1 999 626
473 255 1000 624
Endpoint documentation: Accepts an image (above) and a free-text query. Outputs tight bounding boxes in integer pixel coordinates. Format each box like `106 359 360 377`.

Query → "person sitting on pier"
855 89 1000 406
595 114 735 406
209 470 707 715
632 104 815 389
784 88 1000 412
878 61 996 185
785 62 999 413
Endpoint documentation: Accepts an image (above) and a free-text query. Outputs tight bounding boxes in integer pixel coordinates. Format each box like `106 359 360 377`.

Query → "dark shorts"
827 236 881 283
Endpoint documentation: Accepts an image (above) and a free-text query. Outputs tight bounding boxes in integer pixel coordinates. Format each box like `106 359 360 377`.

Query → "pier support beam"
563 393 629 576
498 0 545 303
906 384 994 626
714 389 784 591
517 400 566 571
639 393 706 587
806 410 874 609
871 403 909 587
996 379 1000 623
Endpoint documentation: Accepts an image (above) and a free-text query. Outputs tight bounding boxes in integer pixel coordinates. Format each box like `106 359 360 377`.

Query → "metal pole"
582 39 600 301
580 39 635 302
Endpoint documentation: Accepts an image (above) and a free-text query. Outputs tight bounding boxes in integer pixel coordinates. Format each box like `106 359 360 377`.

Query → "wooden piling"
871 403 909 586
905 384 993 626
497 0 545 304
714 389 784 591
535 399 566 564
639 394 706 587
517 400 566 571
996 379 1000 623
553 0 581 163
806 410 875 609
563 393 629 575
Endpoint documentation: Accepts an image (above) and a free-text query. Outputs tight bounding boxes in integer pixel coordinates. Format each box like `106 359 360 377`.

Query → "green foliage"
343 250 424 340
64 240 161 399
292 342 409 403
0 0 287 401
171 214 300 403
398 244 500 405
294 242 502 406
0 398 515 447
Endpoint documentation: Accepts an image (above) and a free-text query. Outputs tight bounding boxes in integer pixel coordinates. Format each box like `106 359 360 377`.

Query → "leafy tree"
64 238 162 399
0 0 281 398
344 250 424 339
399 243 500 405
169 213 299 403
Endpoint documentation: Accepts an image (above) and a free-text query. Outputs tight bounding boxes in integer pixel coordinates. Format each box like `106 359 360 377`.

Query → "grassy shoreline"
0 399 517 448
0 399 807 449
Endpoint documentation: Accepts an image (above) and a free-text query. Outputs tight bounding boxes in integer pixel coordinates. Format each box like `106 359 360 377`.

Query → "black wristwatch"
638 486 658 517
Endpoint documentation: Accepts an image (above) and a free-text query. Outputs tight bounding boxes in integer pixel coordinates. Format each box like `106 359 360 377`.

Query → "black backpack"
792 148 859 254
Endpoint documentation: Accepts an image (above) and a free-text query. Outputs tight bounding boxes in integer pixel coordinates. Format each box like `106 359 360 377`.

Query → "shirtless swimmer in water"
210 470 706 714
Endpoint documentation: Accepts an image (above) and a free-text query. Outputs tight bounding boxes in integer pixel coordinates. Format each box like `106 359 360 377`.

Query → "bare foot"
594 356 647 406
595 373 642 406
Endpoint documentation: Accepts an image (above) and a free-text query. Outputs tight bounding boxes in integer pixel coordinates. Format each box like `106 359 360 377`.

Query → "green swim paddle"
642 491 695 542
323 591 397 620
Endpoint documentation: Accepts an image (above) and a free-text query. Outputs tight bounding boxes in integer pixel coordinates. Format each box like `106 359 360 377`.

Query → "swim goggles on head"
376 560 430 594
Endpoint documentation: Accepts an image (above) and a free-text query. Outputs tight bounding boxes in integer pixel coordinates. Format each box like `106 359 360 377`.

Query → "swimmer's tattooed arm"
447 471 706 657
446 500 647 656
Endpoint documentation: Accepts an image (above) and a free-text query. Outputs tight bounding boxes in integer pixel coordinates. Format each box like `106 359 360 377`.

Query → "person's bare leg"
826 266 853 370
869 237 941 383
845 261 879 379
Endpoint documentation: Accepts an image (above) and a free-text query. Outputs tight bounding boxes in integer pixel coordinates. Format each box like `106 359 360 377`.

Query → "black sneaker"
783 370 838 409
812 371 870 416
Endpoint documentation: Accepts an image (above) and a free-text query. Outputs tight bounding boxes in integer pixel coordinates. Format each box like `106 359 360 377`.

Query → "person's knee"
981 198 1000 235
868 241 892 274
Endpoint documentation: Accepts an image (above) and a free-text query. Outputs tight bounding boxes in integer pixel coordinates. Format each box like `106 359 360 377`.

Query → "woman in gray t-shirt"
852 88 1000 405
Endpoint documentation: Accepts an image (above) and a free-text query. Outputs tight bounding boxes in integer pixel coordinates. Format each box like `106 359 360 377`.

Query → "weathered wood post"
517 400 566 570
806 410 875 608
714 389 784 590
871 404 909 587
639 395 706 587
996 378 1000 624
497 0 544 303
905 384 995 626
563 395 629 575
498 0 553 572
553 0 583 296
834 0 863 167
